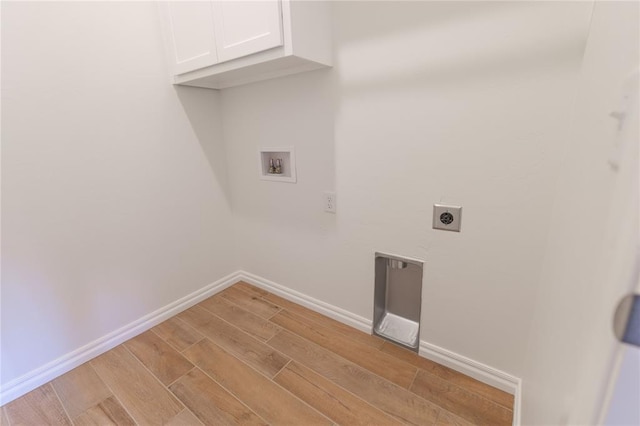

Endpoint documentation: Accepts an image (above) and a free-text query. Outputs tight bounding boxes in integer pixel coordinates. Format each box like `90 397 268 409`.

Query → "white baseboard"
0 271 241 406
1 269 522 426
239 270 522 426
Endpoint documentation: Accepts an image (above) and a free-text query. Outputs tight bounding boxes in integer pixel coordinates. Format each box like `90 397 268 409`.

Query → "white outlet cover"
324 191 336 213
433 204 462 232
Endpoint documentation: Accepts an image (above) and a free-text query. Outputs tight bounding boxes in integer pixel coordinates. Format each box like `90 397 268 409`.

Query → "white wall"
522 2 640 424
4 2 636 422
1 2 235 387
222 0 593 378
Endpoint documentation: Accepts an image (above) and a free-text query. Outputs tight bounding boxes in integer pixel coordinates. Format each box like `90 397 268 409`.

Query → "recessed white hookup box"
259 147 296 183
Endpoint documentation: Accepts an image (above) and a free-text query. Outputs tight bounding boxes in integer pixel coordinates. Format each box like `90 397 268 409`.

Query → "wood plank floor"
1 282 514 426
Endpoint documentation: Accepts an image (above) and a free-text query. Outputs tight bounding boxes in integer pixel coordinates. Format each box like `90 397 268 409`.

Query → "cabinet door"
163 2 218 75
211 1 283 63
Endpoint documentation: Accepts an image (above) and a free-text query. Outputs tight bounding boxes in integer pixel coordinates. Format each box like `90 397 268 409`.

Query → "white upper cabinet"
211 1 283 63
159 0 332 89
163 2 218 75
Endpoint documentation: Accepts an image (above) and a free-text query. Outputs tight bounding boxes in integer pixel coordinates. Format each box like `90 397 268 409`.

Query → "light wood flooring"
1 281 514 425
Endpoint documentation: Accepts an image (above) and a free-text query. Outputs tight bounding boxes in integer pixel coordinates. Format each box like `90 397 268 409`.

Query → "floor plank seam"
192 336 335 425
171 314 207 340
194 300 278 343
173 364 267 425
265 330 445 425
147 327 189 355
87 361 138 426
265 329 282 345
193 302 290 360
123 330 246 424
269 302 385 352
48 383 74 426
267 307 284 321
407 369 420 392
267 320 421 395
411 372 513 425
431 407 442 426
164 366 197 390
271 359 293 381
230 282 266 298
1 407 11 426
186 354 288 426
379 348 513 411
178 337 207 354
115 333 208 425
217 288 281 320
119 343 187 411
276 359 407 426
175 408 204 426
264 373 337 425
410 368 514 414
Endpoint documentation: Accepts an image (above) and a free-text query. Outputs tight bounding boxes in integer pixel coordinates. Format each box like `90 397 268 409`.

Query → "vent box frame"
373 252 424 352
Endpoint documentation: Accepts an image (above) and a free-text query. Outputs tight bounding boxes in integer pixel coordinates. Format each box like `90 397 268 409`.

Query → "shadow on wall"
334 1 517 45
216 68 337 232
333 1 591 95
175 85 231 205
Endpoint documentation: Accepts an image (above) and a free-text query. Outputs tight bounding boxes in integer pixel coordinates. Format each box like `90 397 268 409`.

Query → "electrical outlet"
324 191 336 213
433 204 462 232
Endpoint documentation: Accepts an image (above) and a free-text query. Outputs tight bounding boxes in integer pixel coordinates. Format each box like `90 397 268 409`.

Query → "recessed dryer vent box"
373 252 424 352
